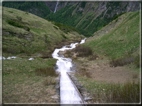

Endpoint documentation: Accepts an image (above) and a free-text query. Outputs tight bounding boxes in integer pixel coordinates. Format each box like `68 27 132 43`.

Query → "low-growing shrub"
35 67 58 77
89 54 99 61
74 45 93 57
53 25 58 30
83 79 140 103
61 34 67 39
7 19 23 28
7 19 30 31
43 76 56 85
16 16 22 21
110 56 135 67
41 51 52 58
78 67 91 78
134 55 140 68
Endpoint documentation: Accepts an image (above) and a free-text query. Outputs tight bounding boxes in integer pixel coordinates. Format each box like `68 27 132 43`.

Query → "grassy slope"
73 11 140 103
3 7 83 56
85 11 140 60
2 7 83 103
47 3 99 37
3 57 58 103
47 2 138 37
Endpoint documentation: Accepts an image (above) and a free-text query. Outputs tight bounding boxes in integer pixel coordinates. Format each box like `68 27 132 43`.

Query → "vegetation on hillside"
69 11 140 103
84 11 140 67
2 7 82 56
2 7 83 103
77 76 140 103
3 1 140 37
3 57 58 103
2 2 140 103
2 1 51 18
47 2 140 37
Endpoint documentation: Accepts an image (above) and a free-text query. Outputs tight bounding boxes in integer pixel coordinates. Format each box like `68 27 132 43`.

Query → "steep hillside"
64 11 140 103
47 1 140 37
2 7 83 103
3 1 140 37
2 1 51 18
2 7 83 57
85 11 140 61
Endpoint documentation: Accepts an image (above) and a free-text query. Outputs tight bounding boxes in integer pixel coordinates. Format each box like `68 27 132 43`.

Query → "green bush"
7 19 23 28
7 19 30 31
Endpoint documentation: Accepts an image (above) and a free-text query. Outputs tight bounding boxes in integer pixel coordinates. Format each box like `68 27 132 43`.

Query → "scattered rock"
84 97 92 101
29 58 34 60
51 95 59 99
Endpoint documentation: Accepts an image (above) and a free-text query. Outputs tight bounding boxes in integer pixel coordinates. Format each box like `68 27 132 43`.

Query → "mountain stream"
52 38 86 104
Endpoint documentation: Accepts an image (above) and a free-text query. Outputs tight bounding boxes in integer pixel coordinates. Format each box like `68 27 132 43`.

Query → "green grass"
3 7 82 56
85 11 140 61
78 76 140 103
3 57 57 103
47 2 134 37
74 11 141 103
3 58 56 80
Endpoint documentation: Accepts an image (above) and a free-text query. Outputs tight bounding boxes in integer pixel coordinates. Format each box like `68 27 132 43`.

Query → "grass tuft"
134 55 140 68
35 67 58 77
88 54 99 61
43 76 56 86
78 67 91 78
110 56 135 67
78 77 140 103
74 45 93 57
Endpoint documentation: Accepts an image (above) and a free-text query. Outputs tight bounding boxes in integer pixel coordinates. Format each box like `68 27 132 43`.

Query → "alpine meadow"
2 1 141 104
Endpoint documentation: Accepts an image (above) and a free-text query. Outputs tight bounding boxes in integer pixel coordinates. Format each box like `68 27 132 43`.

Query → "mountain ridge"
3 1 140 37
46 1 140 36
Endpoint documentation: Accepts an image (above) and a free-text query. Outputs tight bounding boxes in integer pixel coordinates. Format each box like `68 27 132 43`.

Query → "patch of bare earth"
73 56 140 103
74 57 139 84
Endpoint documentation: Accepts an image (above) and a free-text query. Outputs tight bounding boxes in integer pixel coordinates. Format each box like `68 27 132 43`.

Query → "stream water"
52 38 86 104
54 0 59 13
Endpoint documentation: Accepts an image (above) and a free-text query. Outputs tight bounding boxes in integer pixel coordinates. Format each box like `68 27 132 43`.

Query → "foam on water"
52 38 86 104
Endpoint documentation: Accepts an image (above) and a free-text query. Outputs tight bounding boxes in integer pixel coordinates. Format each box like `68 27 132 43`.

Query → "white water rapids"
52 38 86 104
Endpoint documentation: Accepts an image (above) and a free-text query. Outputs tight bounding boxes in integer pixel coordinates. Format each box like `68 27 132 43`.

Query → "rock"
58 51 66 56
29 58 34 60
84 97 92 101
51 95 59 99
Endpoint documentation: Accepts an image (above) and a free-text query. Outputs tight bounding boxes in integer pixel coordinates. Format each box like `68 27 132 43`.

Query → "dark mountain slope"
47 1 140 37
2 1 51 18
2 1 140 37
3 1 140 36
